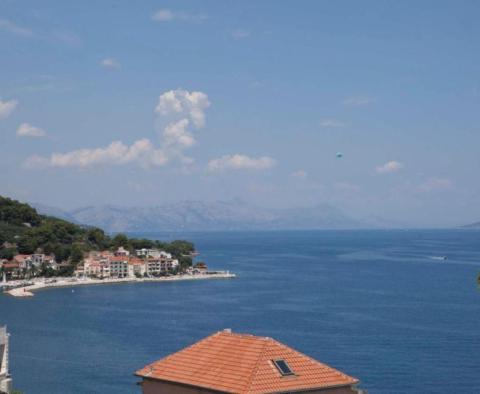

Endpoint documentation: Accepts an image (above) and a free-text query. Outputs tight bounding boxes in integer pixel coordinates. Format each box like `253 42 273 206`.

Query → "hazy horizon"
1 1 480 227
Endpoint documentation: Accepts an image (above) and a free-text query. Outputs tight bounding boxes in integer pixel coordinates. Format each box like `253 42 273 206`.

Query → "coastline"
3 272 236 297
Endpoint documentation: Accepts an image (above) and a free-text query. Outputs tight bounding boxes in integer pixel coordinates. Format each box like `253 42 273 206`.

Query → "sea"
1 230 479 394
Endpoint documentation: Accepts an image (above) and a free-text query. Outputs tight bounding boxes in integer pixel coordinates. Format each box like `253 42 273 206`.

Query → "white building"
81 255 111 278
114 247 130 257
128 258 146 277
0 326 12 394
145 257 179 276
110 256 129 278
135 249 172 259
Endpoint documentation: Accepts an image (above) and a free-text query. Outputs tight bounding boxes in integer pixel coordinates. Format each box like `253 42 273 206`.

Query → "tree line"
0 196 195 273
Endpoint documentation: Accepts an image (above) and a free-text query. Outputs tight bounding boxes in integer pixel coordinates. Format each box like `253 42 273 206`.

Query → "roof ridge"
243 337 271 394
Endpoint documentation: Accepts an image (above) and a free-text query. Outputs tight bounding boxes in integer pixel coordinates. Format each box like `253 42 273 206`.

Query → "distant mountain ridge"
33 200 375 232
461 221 480 229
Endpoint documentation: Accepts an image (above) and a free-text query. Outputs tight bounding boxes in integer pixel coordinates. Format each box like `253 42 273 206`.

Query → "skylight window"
273 359 295 376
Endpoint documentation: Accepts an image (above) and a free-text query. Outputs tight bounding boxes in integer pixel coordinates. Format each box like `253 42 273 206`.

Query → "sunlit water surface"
1 230 479 394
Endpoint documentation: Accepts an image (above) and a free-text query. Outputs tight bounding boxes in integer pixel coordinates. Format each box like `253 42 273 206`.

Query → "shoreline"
2 272 236 297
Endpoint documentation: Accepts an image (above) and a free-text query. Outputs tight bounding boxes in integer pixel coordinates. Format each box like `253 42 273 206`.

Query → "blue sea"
1 230 479 394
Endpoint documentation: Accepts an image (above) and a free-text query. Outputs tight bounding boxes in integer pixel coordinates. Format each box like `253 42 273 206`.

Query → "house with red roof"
135 329 363 394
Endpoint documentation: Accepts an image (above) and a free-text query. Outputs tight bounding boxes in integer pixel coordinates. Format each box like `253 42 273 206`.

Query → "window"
272 359 295 376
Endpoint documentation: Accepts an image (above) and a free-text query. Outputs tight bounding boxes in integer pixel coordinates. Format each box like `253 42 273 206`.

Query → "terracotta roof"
2 262 20 269
135 330 358 394
14 254 31 262
110 256 129 262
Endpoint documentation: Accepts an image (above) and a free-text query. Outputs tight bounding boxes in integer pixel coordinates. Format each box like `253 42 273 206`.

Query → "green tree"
164 240 195 257
112 233 129 249
70 244 84 263
0 247 15 260
178 256 193 271
17 237 35 254
87 227 110 249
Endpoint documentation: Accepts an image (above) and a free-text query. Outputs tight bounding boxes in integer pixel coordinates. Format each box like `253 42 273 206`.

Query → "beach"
4 271 236 297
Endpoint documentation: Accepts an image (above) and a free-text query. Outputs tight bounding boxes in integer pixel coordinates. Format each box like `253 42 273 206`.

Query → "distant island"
0 196 234 294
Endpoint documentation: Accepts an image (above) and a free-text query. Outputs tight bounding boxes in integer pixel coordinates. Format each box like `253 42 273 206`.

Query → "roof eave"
266 380 360 394
134 374 236 394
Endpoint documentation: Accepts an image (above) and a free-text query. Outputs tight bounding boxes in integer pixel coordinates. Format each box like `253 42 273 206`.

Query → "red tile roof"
110 256 129 262
2 262 20 269
129 257 144 265
135 330 358 394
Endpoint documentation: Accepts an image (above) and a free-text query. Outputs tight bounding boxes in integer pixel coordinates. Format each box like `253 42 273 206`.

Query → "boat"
429 256 448 261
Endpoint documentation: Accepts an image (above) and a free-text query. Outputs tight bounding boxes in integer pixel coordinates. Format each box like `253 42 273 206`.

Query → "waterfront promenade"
3 272 236 297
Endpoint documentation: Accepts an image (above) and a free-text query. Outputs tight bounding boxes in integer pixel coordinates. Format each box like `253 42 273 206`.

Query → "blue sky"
0 1 479 226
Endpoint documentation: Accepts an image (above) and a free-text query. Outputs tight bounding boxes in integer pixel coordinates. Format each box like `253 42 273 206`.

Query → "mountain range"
32 200 383 232
461 221 480 229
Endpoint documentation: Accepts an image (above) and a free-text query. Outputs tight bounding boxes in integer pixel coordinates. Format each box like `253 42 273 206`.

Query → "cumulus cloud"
151 9 207 23
0 98 17 119
24 139 167 169
291 170 307 179
342 96 375 106
0 19 33 37
376 161 404 174
208 154 276 172
163 119 195 147
320 119 345 128
16 123 46 138
155 89 210 128
101 58 121 69
25 89 211 171
418 177 452 192
154 89 210 166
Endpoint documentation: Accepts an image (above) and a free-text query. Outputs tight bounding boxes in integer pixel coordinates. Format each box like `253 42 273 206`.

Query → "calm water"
1 230 479 394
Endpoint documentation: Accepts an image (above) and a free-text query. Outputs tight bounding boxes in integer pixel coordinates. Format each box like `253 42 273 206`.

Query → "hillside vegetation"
0 196 194 268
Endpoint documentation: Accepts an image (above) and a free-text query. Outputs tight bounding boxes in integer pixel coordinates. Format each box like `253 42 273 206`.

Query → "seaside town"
0 244 234 298
1 245 204 280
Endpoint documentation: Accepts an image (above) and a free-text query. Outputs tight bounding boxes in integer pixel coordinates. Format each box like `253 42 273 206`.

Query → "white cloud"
154 89 210 167
24 139 167 169
0 19 33 37
342 96 375 106
152 9 174 21
151 9 207 23
25 89 210 171
163 119 195 147
231 29 250 39
320 119 345 128
101 58 121 69
208 154 276 172
376 161 404 174
155 89 210 128
418 177 452 192
16 123 46 138
291 170 307 179
0 98 18 119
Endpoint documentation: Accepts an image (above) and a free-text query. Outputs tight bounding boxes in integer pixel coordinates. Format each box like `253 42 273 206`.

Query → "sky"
0 0 479 227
